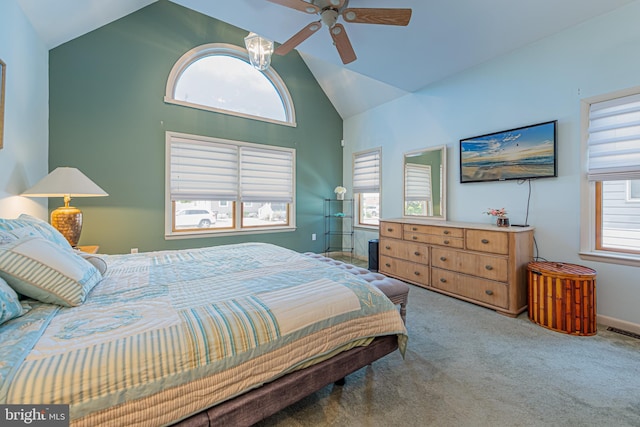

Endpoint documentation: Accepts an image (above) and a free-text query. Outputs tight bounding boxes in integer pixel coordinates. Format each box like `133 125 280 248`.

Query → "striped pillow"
0 276 28 325
0 237 102 307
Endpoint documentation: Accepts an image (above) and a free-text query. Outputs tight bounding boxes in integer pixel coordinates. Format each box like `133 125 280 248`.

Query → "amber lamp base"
51 206 83 247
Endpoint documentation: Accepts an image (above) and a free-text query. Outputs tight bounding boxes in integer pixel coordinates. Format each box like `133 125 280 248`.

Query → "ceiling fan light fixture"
244 32 274 71
321 9 339 27
344 11 356 21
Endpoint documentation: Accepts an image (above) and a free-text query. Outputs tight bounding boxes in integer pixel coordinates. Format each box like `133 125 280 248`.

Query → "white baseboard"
597 314 640 335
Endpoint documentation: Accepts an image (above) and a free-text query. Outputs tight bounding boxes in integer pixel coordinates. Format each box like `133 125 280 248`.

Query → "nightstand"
76 245 99 254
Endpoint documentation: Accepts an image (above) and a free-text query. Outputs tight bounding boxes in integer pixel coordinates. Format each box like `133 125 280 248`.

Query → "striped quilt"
0 243 407 426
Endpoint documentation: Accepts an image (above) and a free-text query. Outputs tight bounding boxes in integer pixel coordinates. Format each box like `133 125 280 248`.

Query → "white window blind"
170 137 238 200
353 149 380 193
588 92 640 181
405 164 432 201
240 146 294 203
170 134 294 203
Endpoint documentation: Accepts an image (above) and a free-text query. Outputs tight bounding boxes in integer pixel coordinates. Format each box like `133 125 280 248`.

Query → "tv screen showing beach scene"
460 120 557 183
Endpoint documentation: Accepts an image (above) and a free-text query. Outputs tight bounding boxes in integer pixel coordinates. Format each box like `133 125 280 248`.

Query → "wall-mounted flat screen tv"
460 120 557 183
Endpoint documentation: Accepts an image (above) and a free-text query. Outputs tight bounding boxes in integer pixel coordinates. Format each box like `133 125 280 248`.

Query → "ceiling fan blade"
342 8 412 26
275 21 322 56
330 24 356 64
265 0 320 14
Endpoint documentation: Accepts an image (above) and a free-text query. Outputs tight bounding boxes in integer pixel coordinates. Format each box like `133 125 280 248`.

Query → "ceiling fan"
266 0 412 64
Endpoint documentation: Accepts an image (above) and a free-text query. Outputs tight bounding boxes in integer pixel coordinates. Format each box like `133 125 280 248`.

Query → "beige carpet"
257 284 640 427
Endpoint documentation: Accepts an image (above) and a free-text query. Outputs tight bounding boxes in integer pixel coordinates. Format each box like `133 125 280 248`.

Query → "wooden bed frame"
174 334 399 426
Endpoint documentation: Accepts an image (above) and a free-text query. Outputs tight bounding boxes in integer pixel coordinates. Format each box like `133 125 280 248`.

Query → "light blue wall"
344 2 640 328
0 0 49 219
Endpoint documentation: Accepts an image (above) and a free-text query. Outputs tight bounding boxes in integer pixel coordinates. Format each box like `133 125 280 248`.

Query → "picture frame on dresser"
0 59 5 150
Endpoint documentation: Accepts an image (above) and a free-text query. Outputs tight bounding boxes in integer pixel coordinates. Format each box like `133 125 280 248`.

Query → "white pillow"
0 237 102 307
74 250 108 275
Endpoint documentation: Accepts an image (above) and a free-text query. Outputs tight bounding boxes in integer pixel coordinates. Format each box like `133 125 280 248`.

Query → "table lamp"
21 167 108 246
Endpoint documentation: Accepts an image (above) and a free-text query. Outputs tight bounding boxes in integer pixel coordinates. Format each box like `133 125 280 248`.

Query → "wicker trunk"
527 261 597 336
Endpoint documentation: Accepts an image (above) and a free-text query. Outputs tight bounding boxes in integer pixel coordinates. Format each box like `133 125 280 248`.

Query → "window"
404 163 433 216
165 44 295 126
166 132 295 238
353 149 381 227
628 180 640 201
582 90 640 262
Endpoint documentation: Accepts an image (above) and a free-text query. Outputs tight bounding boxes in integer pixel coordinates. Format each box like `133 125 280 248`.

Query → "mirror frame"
403 145 447 220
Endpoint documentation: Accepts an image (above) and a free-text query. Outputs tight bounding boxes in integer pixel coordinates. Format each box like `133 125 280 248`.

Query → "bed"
0 215 408 426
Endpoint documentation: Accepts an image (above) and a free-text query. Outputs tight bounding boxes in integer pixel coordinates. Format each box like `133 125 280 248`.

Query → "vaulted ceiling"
18 0 636 118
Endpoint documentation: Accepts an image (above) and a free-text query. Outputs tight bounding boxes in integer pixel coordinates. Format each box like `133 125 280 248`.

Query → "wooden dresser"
379 218 534 317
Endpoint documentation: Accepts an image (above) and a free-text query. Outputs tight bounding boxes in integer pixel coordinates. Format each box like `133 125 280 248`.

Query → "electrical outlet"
131 248 138 254
312 233 317 241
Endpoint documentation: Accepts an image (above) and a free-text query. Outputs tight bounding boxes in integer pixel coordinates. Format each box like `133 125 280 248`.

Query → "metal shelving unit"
324 198 354 260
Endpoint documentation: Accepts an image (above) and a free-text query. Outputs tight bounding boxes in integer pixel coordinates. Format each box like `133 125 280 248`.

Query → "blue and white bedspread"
0 243 407 426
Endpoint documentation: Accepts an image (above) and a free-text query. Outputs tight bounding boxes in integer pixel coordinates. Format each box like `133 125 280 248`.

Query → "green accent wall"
49 0 343 254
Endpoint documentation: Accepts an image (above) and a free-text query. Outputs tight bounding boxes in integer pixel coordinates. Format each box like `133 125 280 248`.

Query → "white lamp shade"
22 167 108 198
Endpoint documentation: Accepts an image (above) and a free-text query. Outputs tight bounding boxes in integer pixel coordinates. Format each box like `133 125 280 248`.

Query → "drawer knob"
485 265 493 271
414 251 421 256
444 240 450 244
385 263 391 267
481 239 489 244
385 245 391 250
387 228 393 232
412 227 418 231
412 236 418 240
485 290 494 296
443 230 450 235
440 256 447 261
414 271 420 276
440 278 447 283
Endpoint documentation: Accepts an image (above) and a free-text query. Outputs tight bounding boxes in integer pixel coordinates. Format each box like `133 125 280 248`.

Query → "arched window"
165 43 295 126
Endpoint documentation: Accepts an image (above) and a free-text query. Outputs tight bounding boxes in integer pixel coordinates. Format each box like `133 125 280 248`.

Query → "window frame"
627 180 640 202
353 148 381 229
165 131 296 239
165 43 296 127
580 85 640 267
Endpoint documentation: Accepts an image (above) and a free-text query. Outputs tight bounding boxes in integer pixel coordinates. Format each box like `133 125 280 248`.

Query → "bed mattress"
0 242 407 426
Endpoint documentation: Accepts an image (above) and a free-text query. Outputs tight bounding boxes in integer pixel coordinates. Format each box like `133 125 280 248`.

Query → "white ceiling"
18 0 636 118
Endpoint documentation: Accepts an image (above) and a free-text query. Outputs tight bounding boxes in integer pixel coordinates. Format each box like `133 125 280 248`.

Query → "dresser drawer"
456 251 508 282
380 222 403 239
431 268 509 309
405 232 464 248
432 247 508 281
379 255 429 286
431 247 459 270
403 224 464 238
379 238 429 264
465 230 509 255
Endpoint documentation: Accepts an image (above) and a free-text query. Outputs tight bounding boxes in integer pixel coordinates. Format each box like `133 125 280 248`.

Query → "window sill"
354 224 379 231
579 250 640 268
165 226 296 240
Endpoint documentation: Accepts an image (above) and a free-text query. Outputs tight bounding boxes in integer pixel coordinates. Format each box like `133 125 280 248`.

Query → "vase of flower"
484 208 509 227
496 217 510 227
334 186 346 200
